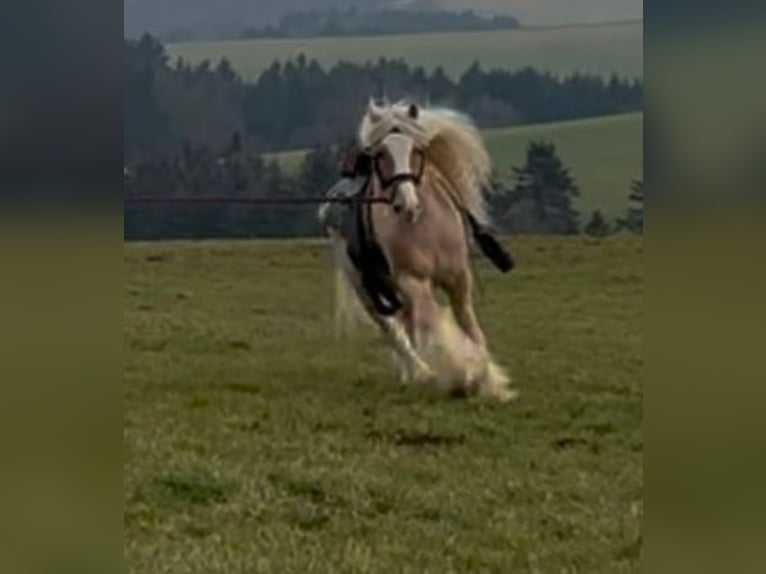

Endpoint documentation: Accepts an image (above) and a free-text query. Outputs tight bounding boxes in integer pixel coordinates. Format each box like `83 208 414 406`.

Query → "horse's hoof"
492 387 520 403
448 386 470 399
412 363 436 384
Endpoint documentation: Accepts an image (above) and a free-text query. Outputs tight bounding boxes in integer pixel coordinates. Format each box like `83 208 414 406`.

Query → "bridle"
358 129 426 204
374 149 426 191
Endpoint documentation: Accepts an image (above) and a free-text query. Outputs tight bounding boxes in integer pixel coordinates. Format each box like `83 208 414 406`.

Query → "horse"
323 99 517 402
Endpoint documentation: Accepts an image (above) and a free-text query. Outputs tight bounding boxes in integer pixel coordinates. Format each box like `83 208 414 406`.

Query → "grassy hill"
438 1 644 27
124 237 643 573
485 113 643 218
127 0 643 39
168 21 643 81
272 112 643 219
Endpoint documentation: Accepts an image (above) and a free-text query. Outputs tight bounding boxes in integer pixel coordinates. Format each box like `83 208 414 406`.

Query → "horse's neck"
425 168 465 217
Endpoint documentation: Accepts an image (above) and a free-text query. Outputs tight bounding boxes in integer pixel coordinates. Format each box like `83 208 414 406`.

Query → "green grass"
125 237 643 573
270 112 643 219
168 21 643 81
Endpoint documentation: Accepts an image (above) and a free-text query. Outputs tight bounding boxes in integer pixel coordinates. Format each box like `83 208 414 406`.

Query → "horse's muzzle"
391 181 421 222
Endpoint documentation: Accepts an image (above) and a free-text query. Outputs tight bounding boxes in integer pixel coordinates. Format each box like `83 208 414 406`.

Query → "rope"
124 195 392 205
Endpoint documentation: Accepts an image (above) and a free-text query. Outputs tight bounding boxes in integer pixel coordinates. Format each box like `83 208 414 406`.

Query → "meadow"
437 2 644 28
124 237 643 573
272 112 644 219
168 21 643 81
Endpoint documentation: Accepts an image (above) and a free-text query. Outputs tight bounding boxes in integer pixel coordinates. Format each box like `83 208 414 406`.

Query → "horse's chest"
381 216 466 280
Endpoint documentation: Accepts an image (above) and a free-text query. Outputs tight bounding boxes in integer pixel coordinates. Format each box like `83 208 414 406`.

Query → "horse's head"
366 102 426 222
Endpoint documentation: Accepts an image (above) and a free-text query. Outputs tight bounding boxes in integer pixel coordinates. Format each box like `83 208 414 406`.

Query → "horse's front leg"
446 271 516 401
331 237 433 384
344 270 432 383
378 316 434 384
397 276 444 378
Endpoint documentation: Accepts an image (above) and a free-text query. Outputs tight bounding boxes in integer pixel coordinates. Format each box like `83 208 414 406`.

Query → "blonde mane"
358 101 492 226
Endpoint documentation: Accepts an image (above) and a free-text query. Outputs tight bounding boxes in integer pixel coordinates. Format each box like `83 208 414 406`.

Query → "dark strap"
465 212 514 273
345 176 404 316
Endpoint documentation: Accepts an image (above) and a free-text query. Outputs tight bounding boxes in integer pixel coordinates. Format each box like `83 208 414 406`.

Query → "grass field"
124 237 643 573
272 112 643 219
439 2 644 27
168 21 643 81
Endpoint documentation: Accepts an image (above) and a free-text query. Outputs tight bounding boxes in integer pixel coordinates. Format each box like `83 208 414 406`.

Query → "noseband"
348 127 427 206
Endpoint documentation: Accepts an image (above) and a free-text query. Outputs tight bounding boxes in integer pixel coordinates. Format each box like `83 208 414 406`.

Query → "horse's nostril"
393 204 403 214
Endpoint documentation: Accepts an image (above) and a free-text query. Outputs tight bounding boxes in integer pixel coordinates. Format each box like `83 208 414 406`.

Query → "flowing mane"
358 101 492 226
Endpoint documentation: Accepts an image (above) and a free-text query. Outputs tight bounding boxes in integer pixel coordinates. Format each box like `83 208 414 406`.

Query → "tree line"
124 34 643 240
241 8 519 39
124 34 642 162
124 138 347 239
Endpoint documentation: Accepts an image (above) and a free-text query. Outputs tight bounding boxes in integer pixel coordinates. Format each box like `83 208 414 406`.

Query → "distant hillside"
437 0 643 26
484 113 643 217
125 0 643 40
124 0 396 41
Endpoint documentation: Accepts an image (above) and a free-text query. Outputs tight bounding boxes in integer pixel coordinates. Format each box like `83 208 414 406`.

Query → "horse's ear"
367 97 384 121
408 103 420 120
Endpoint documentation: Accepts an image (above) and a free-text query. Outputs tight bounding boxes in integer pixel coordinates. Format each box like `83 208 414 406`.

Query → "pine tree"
485 172 514 224
498 141 580 234
584 210 611 237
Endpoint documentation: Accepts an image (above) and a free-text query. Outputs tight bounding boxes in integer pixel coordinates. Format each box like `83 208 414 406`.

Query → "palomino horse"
325 100 516 401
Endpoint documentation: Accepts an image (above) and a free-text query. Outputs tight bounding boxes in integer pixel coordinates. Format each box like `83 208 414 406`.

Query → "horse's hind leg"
445 271 516 401
447 270 486 350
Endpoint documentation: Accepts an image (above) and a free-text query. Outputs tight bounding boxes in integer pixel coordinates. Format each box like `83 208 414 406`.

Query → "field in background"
485 112 643 217
439 1 644 27
272 112 643 219
169 21 643 81
125 238 642 573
